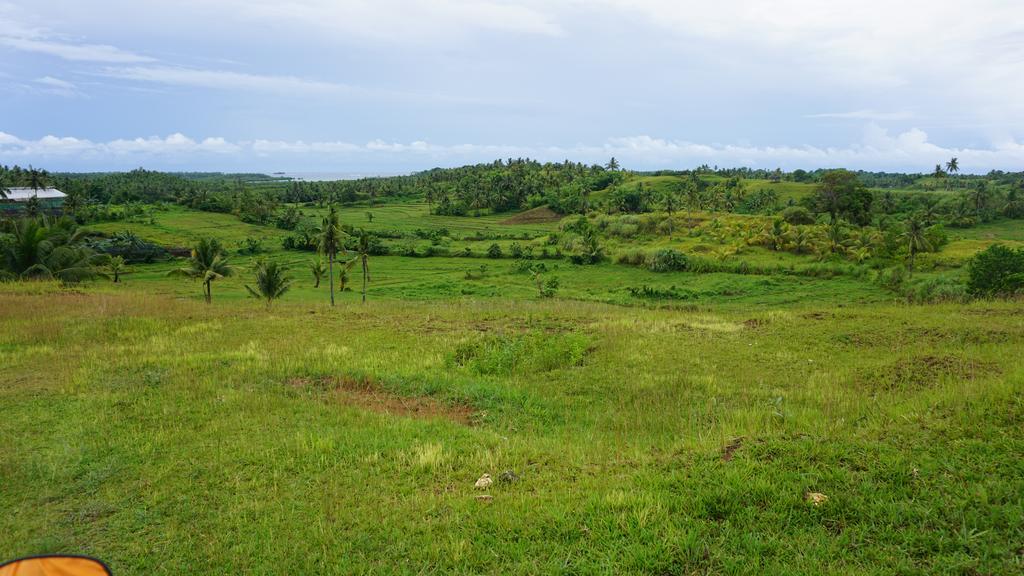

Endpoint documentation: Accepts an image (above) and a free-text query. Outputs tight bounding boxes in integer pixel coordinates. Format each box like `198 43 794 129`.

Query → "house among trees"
0 187 66 213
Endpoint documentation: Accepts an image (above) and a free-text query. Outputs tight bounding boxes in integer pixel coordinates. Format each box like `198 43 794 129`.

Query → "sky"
1 0 1023 174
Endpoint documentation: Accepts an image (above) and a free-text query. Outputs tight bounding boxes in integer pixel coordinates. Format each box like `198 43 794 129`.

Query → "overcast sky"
1 0 1023 173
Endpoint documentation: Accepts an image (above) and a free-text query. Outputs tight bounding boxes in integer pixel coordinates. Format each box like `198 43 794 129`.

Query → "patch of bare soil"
721 437 744 462
499 205 562 225
288 375 475 425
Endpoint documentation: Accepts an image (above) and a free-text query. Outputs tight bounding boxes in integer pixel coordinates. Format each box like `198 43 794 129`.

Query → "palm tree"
684 184 701 228
107 256 126 283
27 165 47 192
245 259 292 308
661 190 679 239
310 259 326 288
170 238 233 303
968 182 990 221
945 157 959 189
349 231 372 303
900 214 932 277
319 205 344 306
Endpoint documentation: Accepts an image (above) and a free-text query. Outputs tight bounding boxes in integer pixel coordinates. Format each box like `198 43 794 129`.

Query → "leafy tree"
967 244 1024 297
107 255 127 283
246 259 293 308
899 214 932 276
606 157 620 171
319 205 345 306
780 206 815 225
813 169 872 225
310 259 326 288
170 238 234 303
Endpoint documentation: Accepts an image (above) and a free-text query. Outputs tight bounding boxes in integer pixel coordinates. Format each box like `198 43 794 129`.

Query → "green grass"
5 200 1024 573
1 287 1021 574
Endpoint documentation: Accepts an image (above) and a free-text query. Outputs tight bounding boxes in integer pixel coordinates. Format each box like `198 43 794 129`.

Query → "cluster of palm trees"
751 213 934 274
170 205 372 307
0 217 106 282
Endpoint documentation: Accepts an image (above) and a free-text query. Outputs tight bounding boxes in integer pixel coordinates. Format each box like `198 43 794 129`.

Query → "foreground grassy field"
1 285 1022 574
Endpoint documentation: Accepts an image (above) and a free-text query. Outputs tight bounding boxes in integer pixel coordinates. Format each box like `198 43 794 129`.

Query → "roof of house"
1 187 67 201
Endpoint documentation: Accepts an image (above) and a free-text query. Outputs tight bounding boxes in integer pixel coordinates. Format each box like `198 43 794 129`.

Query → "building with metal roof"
1 187 66 212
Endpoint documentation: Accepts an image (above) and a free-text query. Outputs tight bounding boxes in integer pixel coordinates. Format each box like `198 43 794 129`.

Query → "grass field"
3 199 1024 574
1 287 1022 574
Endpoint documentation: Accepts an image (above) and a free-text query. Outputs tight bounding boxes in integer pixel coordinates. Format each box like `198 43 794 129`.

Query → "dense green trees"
813 170 873 225
967 245 1024 297
0 217 103 283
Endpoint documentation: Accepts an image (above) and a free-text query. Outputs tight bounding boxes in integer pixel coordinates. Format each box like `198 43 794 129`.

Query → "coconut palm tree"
900 214 932 276
968 182 991 221
245 259 292 308
27 165 47 192
945 157 959 189
660 190 679 239
318 205 344 306
349 231 372 303
310 259 326 288
169 237 234 303
787 227 817 254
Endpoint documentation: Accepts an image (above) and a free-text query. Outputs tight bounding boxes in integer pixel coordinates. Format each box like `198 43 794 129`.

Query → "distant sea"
272 171 407 181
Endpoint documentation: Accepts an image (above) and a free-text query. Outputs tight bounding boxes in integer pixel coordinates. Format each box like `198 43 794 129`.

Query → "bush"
780 206 816 225
615 250 648 266
967 244 1024 297
648 249 689 272
486 243 503 259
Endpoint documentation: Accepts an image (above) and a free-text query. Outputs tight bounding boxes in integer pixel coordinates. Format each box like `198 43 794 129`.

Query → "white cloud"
98 66 354 96
806 110 915 121
173 0 563 40
2 127 1022 173
0 35 153 62
33 75 80 97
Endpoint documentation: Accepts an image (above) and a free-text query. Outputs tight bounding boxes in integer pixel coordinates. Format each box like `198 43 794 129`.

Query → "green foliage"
967 244 1024 297
486 243 503 259
0 216 104 283
812 169 873 225
648 249 689 272
780 206 816 225
245 259 293 307
169 237 234 303
88 230 169 263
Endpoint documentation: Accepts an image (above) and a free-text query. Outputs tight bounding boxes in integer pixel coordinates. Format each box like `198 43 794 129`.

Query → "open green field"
4 197 1024 574
2 286 1022 574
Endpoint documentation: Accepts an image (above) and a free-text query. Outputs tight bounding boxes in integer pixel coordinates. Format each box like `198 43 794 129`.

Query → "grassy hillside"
2 287 1022 574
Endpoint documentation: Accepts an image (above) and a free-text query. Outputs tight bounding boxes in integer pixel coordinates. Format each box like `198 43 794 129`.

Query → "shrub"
780 206 816 225
509 242 524 258
967 244 1024 297
648 249 689 272
540 277 560 298
486 243 503 259
615 250 648 266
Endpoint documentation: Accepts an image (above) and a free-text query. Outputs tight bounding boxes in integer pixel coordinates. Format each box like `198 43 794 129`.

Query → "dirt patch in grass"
856 355 1001 392
721 437 744 461
288 375 476 425
500 205 562 225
